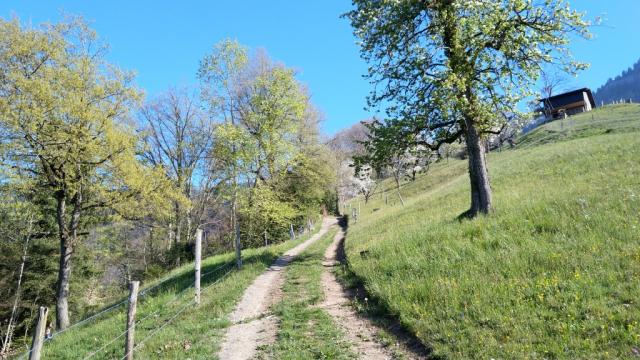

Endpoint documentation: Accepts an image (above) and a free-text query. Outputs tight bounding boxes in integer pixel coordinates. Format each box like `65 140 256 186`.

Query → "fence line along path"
217 216 338 360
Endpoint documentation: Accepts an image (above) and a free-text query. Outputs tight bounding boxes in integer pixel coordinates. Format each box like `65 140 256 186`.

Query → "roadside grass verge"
345 129 640 358
15 223 322 360
333 227 434 360
260 227 357 360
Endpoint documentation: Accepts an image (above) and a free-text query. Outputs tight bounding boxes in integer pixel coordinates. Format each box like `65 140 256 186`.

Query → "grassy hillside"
517 103 640 147
10 223 321 360
344 104 640 359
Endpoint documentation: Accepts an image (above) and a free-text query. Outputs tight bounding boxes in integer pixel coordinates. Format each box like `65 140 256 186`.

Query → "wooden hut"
539 88 596 120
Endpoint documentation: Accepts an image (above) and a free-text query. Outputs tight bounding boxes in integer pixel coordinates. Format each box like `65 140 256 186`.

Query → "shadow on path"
335 216 437 359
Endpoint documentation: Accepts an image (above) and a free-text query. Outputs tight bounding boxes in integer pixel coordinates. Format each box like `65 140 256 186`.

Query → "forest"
594 57 640 105
0 17 362 352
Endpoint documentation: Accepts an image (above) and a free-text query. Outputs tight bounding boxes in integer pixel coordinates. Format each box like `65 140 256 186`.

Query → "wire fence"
118 266 235 360
81 261 235 360
15 259 236 360
82 328 129 360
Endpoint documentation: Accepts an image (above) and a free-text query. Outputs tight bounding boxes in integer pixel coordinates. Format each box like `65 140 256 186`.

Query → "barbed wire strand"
48 298 129 340
78 264 236 360
119 267 235 360
132 260 235 327
14 260 236 360
82 327 129 360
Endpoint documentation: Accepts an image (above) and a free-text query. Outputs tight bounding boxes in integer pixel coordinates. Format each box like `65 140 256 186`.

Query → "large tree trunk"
438 1 493 218
462 118 493 218
55 190 82 330
55 192 71 330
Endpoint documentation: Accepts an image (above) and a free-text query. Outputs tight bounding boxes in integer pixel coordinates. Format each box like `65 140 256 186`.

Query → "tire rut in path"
217 217 338 360
319 220 428 360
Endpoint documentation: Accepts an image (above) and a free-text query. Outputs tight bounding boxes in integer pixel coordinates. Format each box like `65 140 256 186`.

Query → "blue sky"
2 1 639 134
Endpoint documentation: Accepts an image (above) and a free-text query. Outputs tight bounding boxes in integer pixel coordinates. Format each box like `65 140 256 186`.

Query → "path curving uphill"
217 217 338 360
319 220 428 359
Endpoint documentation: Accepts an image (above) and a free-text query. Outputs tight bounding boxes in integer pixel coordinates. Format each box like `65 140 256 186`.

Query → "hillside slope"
344 104 640 359
9 224 322 360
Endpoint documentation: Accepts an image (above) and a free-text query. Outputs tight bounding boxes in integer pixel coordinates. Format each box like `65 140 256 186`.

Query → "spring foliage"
346 0 591 216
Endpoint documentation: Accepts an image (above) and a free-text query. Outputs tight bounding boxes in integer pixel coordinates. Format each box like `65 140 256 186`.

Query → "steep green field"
344 104 640 359
518 103 640 147
10 223 322 360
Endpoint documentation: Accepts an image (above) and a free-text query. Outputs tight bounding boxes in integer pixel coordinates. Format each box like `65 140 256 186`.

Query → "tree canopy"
0 17 181 329
346 0 590 217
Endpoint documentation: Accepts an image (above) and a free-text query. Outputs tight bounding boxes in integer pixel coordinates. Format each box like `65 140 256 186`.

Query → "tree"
200 40 314 249
404 146 434 181
0 18 178 329
0 194 38 356
353 165 377 204
232 60 309 242
346 0 590 218
538 70 569 117
327 122 370 211
358 130 432 207
198 39 250 268
277 104 336 219
487 113 532 150
139 88 218 265
540 70 569 100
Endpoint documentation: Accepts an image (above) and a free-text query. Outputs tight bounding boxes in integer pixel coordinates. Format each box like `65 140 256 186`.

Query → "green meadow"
344 104 640 359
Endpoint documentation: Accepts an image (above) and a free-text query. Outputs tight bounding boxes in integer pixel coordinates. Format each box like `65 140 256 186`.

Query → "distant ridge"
594 58 640 105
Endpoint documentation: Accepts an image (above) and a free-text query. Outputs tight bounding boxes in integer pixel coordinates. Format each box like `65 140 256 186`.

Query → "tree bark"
462 118 493 218
54 189 82 330
174 202 182 267
232 191 242 269
55 192 71 330
438 1 492 218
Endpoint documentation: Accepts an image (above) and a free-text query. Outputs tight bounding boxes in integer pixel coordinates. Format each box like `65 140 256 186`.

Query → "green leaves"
197 39 249 117
200 40 330 241
0 17 182 221
346 0 591 148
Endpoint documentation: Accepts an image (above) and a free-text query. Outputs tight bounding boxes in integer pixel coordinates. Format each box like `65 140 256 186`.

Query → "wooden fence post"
195 229 202 305
289 224 295 240
28 306 48 360
124 281 139 360
264 230 268 247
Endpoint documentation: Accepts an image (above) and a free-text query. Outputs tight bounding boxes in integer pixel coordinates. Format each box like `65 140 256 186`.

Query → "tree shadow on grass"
63 251 279 331
140 251 279 299
337 216 442 360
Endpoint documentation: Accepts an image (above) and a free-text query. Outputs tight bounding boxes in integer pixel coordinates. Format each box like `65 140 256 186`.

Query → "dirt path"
319 221 427 360
217 217 337 360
